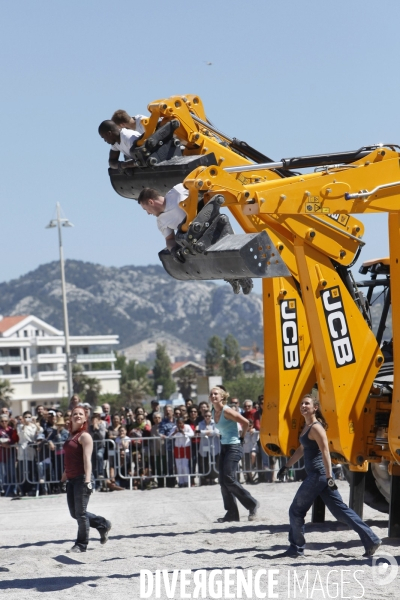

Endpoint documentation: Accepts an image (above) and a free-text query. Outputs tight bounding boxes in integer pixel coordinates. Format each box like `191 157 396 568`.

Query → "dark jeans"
289 472 381 554
66 474 108 551
219 444 258 518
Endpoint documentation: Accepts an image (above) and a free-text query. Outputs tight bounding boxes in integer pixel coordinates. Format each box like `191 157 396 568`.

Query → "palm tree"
82 377 102 406
0 379 14 408
120 378 152 407
72 364 101 406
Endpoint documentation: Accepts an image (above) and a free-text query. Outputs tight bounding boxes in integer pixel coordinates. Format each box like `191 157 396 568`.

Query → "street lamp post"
46 203 74 400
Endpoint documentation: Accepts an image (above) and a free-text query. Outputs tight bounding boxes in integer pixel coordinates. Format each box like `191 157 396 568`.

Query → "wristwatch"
327 477 336 488
85 481 92 490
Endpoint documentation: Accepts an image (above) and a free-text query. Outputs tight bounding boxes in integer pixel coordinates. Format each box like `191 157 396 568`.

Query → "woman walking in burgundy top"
61 406 111 553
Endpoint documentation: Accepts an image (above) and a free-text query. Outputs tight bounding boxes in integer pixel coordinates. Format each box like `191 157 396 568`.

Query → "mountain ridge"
0 260 264 356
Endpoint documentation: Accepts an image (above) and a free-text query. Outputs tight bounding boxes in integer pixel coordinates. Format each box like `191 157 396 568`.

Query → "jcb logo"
321 287 355 368
281 299 300 370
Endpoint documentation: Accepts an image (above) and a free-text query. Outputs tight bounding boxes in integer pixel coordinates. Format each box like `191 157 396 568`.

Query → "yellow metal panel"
293 238 383 465
260 277 315 456
254 152 400 215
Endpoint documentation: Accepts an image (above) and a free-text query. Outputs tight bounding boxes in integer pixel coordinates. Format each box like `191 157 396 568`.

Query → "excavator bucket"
159 230 290 281
109 154 217 199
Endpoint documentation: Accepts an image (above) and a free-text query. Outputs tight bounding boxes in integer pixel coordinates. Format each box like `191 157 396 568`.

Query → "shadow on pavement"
0 577 101 592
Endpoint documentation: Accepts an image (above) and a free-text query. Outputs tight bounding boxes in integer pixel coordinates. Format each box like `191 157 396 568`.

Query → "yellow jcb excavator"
108 95 400 536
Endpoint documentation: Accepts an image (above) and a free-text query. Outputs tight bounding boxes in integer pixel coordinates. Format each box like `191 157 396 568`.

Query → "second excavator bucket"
159 230 290 281
159 194 290 282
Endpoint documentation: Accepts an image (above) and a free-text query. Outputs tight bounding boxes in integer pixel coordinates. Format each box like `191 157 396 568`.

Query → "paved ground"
0 481 398 599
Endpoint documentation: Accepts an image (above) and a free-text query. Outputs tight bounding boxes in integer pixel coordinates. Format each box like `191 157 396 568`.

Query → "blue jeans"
219 444 258 518
66 474 108 551
289 472 381 554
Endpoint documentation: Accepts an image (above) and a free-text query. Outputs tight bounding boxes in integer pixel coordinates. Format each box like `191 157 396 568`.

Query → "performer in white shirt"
138 184 188 251
138 184 253 294
98 120 141 170
111 109 147 135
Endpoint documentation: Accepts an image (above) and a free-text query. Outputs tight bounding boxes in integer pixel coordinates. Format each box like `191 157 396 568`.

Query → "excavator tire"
342 464 389 514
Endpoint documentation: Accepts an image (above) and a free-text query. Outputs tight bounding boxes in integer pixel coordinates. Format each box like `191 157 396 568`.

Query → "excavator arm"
109 96 400 530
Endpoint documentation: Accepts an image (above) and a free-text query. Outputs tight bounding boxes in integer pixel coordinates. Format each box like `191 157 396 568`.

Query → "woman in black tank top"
61 406 111 553
275 395 381 558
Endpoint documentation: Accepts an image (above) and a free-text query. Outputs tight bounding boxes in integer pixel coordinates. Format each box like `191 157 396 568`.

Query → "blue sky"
1 1 400 293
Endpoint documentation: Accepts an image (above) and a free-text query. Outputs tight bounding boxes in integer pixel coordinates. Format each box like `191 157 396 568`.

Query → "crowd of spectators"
0 394 323 497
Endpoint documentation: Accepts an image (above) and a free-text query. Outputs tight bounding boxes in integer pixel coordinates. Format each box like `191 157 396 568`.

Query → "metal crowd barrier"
114 434 216 489
0 433 318 496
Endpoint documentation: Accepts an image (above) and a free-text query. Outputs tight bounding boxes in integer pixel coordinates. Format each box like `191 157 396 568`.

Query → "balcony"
33 371 67 382
3 372 25 381
76 353 115 362
0 356 21 365
36 353 65 364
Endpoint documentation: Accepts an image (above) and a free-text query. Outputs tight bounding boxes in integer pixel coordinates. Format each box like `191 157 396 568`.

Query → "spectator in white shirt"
98 120 141 170
138 184 189 251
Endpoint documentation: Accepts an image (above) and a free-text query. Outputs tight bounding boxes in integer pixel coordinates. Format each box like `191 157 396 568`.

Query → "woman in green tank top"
211 387 259 522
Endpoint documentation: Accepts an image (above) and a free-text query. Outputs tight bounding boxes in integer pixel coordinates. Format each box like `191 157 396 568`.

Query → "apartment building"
0 315 120 414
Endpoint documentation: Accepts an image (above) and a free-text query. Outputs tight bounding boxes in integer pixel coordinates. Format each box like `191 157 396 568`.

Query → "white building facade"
0 315 120 414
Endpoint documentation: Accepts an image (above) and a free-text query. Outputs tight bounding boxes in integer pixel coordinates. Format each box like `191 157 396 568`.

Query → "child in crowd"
169 418 193 487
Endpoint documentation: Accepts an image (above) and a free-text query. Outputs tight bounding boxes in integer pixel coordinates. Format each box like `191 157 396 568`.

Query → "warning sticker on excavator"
328 214 350 226
305 203 321 213
305 202 329 213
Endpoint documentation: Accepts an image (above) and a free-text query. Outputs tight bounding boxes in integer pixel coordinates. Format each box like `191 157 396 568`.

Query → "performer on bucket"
61 406 111 553
277 394 382 558
210 387 259 522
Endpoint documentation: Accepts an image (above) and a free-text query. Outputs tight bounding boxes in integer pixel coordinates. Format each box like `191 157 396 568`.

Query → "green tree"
115 354 150 385
221 334 243 380
223 374 264 403
126 361 149 383
153 344 176 399
90 362 112 371
205 335 224 376
72 364 102 406
0 379 14 408
120 378 152 407
177 367 197 400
